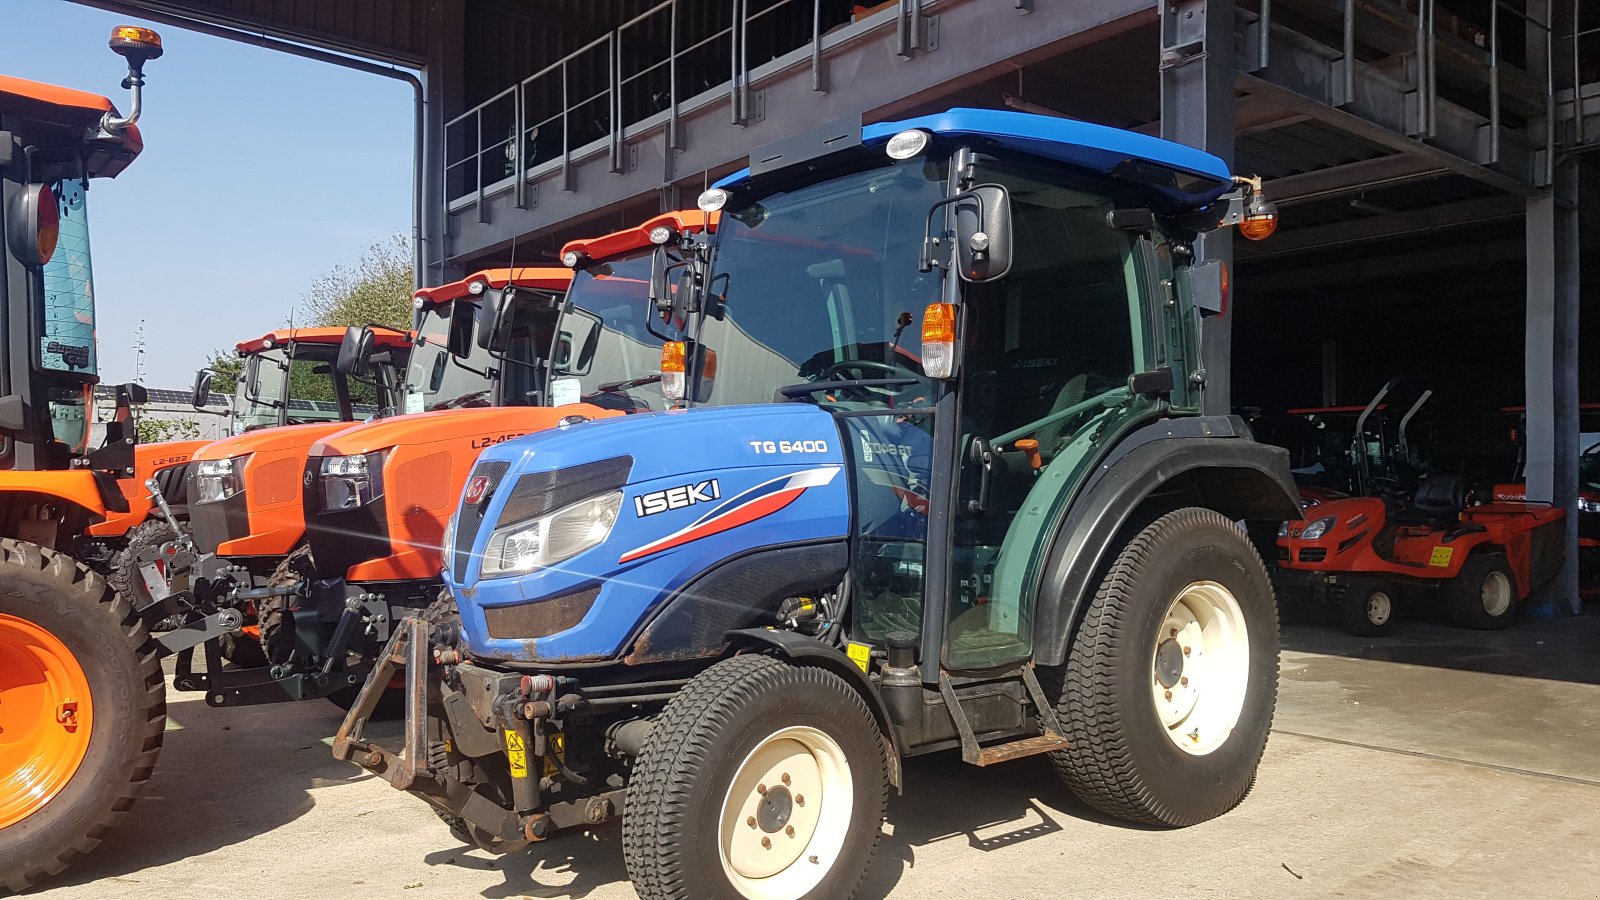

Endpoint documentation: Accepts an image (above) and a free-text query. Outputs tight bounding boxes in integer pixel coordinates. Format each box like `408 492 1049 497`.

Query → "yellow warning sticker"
505 730 528 778
846 641 872 674
1429 546 1454 568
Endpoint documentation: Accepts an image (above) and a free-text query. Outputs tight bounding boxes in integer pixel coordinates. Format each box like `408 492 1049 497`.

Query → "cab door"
942 161 1164 671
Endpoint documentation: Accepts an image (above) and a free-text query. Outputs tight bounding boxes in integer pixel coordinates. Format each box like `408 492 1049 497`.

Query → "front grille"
483 585 600 639
153 462 191 509
453 460 511 574
1298 548 1327 563
302 459 391 577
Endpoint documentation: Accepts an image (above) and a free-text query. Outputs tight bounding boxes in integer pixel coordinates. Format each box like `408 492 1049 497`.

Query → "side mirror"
243 354 261 399
450 297 480 356
475 289 515 354
336 325 376 377
952 184 1013 283
649 245 670 321
669 267 696 330
191 370 214 409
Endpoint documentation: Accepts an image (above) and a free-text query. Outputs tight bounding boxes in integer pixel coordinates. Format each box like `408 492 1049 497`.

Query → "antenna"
132 319 147 384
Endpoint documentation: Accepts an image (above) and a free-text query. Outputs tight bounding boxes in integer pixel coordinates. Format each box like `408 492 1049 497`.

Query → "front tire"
623 655 887 900
1338 577 1396 637
1046 507 1279 827
0 540 166 893
1443 553 1516 630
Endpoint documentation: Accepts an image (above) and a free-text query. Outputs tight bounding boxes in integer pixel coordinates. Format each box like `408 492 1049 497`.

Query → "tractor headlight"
481 490 623 578
1579 498 1600 514
440 515 457 573
1300 516 1336 540
195 455 248 504
318 452 387 513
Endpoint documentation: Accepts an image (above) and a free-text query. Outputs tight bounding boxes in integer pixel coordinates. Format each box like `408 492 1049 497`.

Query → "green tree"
137 416 202 443
298 234 414 331
203 350 243 396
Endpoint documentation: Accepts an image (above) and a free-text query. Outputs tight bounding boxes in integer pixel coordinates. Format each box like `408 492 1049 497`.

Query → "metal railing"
444 0 876 215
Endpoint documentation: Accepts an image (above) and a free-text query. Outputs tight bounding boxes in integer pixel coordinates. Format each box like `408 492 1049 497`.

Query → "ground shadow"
38 674 385 890
1279 603 1600 685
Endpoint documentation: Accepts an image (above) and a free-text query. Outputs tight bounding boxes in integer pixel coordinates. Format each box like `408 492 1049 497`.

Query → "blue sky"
5 0 413 387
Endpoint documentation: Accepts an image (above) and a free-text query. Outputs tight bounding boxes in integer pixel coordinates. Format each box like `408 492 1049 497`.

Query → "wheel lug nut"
786 825 795 837
1183 646 1192 656
747 816 756 829
1169 628 1178 637
1180 676 1189 686
762 837 772 849
781 773 791 786
795 794 805 806
757 783 767 795
1164 690 1172 700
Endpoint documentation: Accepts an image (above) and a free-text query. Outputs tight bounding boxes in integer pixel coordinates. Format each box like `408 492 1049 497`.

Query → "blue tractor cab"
336 108 1298 900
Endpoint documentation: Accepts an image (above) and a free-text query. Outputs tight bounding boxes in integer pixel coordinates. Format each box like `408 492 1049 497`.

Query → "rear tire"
1338 577 1396 637
1044 507 1279 827
1443 553 1517 630
0 540 166 893
623 655 887 900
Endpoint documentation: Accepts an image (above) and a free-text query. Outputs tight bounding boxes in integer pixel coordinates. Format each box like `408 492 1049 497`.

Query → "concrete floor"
25 612 1600 899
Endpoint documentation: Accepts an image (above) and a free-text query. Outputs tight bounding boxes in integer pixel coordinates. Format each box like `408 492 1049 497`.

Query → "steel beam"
1264 153 1449 205
1160 0 1236 416
1236 194 1524 257
1237 26 1544 196
448 0 1155 262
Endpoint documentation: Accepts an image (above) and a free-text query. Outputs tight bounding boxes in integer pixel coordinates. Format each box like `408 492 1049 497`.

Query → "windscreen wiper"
596 374 661 393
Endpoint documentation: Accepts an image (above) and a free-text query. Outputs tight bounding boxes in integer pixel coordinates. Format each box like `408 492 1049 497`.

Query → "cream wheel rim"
718 725 853 899
1151 581 1251 756
1481 570 1513 617
1367 590 1393 626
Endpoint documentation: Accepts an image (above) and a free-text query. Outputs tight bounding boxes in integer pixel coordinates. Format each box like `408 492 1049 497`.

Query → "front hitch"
333 615 431 790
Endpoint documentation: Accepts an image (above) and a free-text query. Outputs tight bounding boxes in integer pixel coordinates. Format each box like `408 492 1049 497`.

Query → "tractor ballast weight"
337 108 1299 899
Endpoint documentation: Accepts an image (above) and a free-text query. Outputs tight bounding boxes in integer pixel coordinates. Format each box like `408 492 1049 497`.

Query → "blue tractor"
336 108 1299 900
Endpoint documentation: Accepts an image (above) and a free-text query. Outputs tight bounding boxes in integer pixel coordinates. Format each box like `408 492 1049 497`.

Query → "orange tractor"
170 267 581 711
0 26 179 891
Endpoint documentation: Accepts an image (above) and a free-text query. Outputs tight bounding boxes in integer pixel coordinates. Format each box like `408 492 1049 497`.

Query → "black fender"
724 627 903 791
1031 417 1299 667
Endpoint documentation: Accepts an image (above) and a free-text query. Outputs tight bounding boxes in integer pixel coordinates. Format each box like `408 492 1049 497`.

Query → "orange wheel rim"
0 613 94 829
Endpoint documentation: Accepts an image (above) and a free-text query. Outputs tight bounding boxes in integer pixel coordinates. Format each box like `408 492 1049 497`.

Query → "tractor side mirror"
952 184 1013 283
120 382 148 407
649 245 670 322
191 369 214 409
475 288 515 354
243 354 261 399
336 325 375 377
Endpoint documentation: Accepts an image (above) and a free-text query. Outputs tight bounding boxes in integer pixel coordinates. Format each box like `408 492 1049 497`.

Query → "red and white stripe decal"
618 467 839 564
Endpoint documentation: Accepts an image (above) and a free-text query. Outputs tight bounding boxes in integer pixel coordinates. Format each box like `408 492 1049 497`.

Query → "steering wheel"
821 359 924 404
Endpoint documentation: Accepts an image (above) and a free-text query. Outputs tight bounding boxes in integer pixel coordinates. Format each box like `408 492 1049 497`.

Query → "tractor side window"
39 180 97 376
556 252 667 413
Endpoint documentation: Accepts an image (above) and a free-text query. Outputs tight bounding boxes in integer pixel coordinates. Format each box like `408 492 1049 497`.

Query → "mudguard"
1031 418 1298 667
724 627 903 790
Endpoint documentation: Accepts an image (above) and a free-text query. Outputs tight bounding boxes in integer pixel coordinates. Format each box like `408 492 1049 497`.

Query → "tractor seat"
1395 474 1467 528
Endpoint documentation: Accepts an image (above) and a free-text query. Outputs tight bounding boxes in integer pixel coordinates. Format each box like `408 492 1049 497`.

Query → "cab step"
972 732 1070 767
937 664 1068 767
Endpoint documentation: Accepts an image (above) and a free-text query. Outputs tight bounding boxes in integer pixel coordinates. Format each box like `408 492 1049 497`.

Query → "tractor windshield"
234 343 369 433
695 158 947 409
550 248 666 413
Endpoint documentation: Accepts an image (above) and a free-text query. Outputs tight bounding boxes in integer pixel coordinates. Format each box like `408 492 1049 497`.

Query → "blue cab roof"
717 107 1233 208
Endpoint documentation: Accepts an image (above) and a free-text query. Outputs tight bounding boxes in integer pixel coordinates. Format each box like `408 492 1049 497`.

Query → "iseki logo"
464 475 491 506
634 479 720 517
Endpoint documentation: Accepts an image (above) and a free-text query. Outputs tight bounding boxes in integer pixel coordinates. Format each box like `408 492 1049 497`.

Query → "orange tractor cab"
94 325 409 607
1277 381 1565 636
0 27 180 892
167 265 599 710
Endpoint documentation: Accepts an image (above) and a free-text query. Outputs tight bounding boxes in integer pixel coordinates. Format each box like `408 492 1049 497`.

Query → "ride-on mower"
335 108 1300 900
1278 383 1565 636
0 27 174 891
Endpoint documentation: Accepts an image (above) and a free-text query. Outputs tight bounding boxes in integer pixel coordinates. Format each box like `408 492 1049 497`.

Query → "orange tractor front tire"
0 539 166 892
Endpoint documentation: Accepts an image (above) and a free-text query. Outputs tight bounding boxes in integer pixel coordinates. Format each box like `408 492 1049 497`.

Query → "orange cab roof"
413 267 573 304
235 326 409 355
0 73 143 168
561 210 717 263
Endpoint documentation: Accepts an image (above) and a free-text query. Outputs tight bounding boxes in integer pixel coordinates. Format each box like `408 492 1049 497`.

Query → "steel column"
1161 0 1236 416
1523 158 1581 616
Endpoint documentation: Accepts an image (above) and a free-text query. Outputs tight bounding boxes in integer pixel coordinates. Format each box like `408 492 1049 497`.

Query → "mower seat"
1396 474 1466 528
